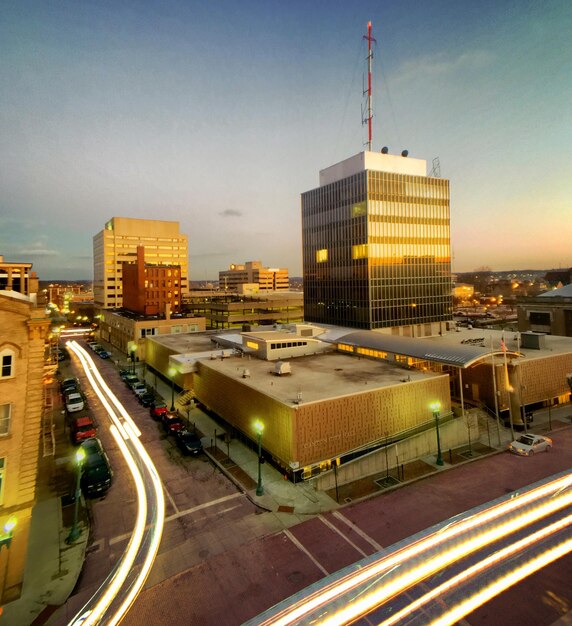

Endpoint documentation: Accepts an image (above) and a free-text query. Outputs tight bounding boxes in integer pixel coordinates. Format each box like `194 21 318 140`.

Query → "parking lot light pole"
66 448 86 544
430 402 444 466
169 367 177 412
254 420 264 496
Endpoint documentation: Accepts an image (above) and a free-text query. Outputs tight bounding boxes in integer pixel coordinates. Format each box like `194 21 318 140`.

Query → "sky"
1 0 571 280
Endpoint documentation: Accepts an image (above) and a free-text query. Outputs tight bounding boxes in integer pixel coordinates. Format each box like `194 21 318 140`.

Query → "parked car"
119 368 131 381
79 437 113 497
70 415 97 444
61 377 80 394
162 412 184 434
150 401 169 420
89 343 103 352
98 350 112 359
175 430 203 455
123 374 139 388
132 382 147 397
65 391 85 413
508 434 553 456
138 392 156 407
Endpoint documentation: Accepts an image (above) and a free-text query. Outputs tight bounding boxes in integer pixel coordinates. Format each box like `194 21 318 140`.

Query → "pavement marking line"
165 491 245 523
318 515 368 558
283 529 329 576
162 483 179 514
331 511 384 552
109 492 245 546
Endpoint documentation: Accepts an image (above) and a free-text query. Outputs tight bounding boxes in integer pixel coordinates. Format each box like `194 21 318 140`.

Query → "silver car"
65 392 85 413
508 434 552 456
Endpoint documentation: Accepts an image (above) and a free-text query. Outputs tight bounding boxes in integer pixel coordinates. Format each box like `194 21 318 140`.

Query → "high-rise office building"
302 151 452 335
93 217 189 310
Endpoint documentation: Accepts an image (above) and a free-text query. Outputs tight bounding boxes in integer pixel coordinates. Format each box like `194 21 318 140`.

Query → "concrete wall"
314 416 472 491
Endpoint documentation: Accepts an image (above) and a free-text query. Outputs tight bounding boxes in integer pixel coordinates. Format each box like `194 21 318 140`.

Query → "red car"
162 412 184 434
150 401 169 420
71 415 97 444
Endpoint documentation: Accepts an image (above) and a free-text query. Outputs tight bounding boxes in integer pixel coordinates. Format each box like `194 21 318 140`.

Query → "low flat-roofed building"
145 328 450 478
183 291 303 329
194 350 450 477
517 283 572 337
144 322 572 481
98 309 206 361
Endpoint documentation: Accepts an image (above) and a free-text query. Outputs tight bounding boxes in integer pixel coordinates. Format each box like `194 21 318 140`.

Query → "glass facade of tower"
302 169 452 329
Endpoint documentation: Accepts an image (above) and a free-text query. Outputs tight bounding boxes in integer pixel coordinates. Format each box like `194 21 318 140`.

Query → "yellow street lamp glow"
168 367 177 378
76 448 86 464
4 515 17 534
430 401 441 413
254 420 264 435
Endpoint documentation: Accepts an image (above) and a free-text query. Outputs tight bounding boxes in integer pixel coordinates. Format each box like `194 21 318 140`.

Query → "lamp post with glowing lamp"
254 420 264 496
0 516 17 551
168 367 177 412
129 343 137 374
0 516 17 601
66 447 86 544
430 401 444 466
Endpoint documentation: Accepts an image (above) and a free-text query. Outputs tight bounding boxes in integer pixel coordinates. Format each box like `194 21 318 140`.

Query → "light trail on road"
65 341 165 626
248 472 572 626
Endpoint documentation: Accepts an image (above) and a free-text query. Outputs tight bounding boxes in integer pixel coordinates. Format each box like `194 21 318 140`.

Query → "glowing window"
316 249 328 263
352 244 369 260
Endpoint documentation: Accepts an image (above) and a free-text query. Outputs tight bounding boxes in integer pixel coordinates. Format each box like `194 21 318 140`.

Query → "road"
64 341 165 626
247 471 572 625
122 424 572 626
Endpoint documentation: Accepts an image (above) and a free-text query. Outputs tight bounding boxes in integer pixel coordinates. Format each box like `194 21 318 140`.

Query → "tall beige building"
93 217 189 309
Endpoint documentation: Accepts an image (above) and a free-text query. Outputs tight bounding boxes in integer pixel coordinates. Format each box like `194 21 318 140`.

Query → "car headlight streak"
66 341 165 626
255 472 572 626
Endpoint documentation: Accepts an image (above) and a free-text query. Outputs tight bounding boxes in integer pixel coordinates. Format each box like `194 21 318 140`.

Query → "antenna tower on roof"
362 21 376 151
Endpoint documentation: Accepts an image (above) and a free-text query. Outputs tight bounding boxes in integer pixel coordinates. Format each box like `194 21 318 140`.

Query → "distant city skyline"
2 1 571 280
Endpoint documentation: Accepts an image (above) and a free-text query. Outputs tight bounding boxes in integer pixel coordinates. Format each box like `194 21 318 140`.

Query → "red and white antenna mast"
363 21 376 151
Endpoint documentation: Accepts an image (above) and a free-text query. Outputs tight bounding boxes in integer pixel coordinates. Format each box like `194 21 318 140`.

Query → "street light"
168 367 177 412
0 516 17 550
1 515 17 601
66 447 86 544
430 401 444 466
130 345 137 374
254 420 264 496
